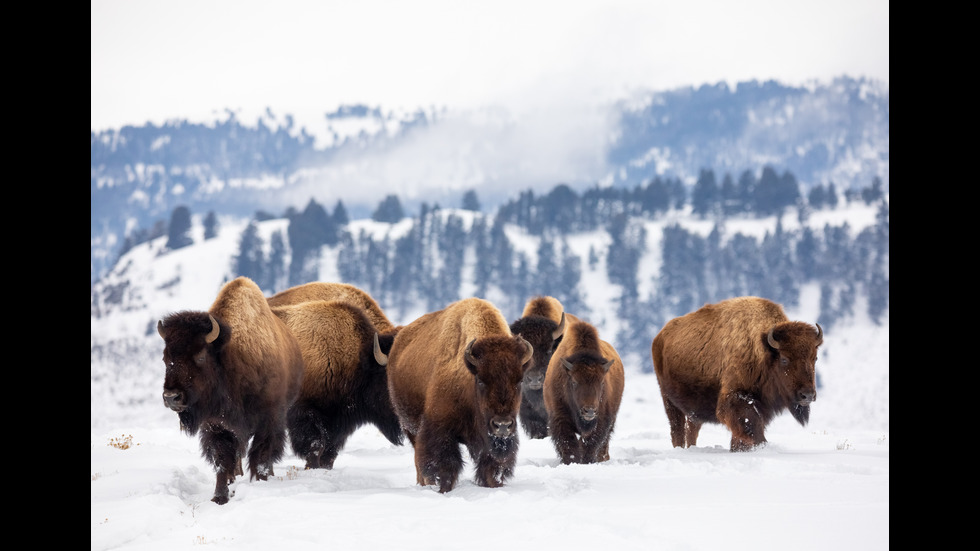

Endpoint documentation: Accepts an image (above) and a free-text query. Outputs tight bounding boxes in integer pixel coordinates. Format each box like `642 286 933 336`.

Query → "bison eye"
779 356 789 366
195 354 206 365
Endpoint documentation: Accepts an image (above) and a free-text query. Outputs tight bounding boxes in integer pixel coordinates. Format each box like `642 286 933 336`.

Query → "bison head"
464 335 534 458
157 311 232 434
765 321 823 426
510 313 565 391
559 351 614 435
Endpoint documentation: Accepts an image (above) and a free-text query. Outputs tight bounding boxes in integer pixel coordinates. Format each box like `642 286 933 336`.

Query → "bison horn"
205 314 220 344
561 358 574 372
518 335 534 364
157 319 166 338
373 333 388 366
552 312 566 341
464 338 480 368
767 327 780 350
815 323 823 343
602 358 614 373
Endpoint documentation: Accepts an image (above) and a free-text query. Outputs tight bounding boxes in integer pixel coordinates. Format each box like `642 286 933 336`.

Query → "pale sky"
91 0 889 134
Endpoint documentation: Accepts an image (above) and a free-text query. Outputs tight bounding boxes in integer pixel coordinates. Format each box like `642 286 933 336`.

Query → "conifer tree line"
148 165 888 365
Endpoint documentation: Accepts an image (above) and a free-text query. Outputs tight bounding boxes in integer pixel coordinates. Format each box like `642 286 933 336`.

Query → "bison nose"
163 390 185 411
580 407 597 421
797 390 816 405
491 417 514 437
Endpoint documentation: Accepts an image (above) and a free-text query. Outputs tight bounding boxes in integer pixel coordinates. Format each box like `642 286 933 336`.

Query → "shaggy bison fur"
271 299 403 469
386 297 534 492
509 296 566 439
651 296 823 452
157 277 304 504
544 316 624 464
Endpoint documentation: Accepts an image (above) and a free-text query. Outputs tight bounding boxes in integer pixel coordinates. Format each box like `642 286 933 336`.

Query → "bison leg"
200 425 240 505
685 418 703 448
581 422 613 464
416 422 462 492
718 392 767 452
248 416 288 481
662 396 690 448
287 405 328 469
549 414 583 464
473 451 515 488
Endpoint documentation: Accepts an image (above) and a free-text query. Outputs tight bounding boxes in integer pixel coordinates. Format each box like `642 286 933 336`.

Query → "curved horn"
767 327 780 350
157 319 166 338
205 314 220 344
561 358 574 372
815 323 823 343
518 335 534 364
552 312 566 341
464 338 480 368
373 333 388 366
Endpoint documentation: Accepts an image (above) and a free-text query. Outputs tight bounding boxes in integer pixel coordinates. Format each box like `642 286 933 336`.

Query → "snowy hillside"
91 201 887 550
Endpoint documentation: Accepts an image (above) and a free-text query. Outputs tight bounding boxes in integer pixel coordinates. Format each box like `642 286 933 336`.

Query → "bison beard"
791 403 811 426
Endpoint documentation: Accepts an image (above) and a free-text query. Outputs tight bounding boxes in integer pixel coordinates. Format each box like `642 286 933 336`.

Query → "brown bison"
544 316 624 464
270 299 403 469
156 277 304 504
267 281 398 334
386 297 534 492
509 296 566 439
651 296 823 452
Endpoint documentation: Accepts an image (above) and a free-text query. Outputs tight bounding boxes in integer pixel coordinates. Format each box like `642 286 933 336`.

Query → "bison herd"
157 277 823 503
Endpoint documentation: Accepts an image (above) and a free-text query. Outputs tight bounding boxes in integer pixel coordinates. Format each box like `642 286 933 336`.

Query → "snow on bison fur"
156 277 304 504
651 296 823 452
386 297 534 493
509 296 566 439
270 299 403 469
543 316 624 464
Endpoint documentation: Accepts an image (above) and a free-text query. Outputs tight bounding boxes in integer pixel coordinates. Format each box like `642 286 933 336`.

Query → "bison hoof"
212 494 229 505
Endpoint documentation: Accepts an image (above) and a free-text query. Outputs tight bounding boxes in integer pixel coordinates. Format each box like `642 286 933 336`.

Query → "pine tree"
691 168 719 218
203 210 219 240
165 205 193 250
266 230 287 293
462 189 481 212
232 221 265 284
332 200 350 226
372 194 405 223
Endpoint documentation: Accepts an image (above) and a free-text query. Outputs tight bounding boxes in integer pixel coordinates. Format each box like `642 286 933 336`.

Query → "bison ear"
463 338 480 375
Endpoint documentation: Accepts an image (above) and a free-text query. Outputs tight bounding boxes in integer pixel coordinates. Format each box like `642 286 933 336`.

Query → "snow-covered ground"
92 202 887 550
92 317 887 551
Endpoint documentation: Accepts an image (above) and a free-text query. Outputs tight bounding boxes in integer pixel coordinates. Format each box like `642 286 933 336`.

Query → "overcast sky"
91 0 889 134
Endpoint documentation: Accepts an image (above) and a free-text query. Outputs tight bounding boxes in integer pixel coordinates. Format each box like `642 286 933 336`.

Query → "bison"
267 281 398 334
270 299 403 469
651 296 823 452
509 296 566 439
544 316 624 464
386 297 534 492
156 276 304 504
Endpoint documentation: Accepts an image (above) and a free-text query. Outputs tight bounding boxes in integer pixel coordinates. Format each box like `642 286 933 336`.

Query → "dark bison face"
157 312 231 434
464 335 534 457
510 313 565 391
766 322 823 426
560 352 613 434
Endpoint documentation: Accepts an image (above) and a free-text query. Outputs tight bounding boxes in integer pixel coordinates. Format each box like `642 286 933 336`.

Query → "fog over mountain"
91 76 888 285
